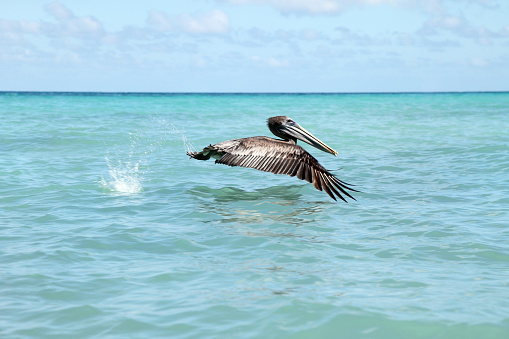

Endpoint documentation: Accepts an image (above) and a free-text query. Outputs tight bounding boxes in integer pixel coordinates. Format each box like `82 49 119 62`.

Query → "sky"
1 0 508 92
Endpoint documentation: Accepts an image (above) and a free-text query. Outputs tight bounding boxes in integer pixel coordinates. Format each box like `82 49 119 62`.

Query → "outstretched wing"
214 136 358 202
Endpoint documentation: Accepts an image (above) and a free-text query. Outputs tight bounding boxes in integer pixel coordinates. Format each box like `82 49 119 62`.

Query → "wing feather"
280 158 293 175
214 136 357 202
304 164 313 184
319 172 334 200
296 162 306 181
322 174 345 203
311 168 320 191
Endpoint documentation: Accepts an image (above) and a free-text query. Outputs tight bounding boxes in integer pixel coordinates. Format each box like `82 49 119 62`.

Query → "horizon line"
1 90 508 95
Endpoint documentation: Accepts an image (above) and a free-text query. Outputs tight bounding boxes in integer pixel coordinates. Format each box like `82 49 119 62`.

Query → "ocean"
1 92 508 338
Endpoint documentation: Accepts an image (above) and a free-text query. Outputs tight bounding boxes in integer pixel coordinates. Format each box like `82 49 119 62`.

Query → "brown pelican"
186 116 358 202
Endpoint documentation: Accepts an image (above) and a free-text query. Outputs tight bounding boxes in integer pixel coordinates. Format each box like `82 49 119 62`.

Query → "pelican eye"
286 119 296 126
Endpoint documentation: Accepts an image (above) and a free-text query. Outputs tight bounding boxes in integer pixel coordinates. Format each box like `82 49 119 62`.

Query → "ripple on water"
2 93 509 338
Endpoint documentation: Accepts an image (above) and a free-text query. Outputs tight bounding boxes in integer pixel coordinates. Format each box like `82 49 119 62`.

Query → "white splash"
100 117 197 194
101 130 148 195
165 120 197 154
101 157 143 194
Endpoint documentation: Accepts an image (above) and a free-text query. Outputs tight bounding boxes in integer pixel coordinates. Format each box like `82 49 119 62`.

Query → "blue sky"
1 0 508 92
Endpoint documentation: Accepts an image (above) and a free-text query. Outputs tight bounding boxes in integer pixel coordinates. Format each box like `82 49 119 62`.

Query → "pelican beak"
281 122 338 156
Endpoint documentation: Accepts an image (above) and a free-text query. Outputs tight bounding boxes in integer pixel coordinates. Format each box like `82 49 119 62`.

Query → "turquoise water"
1 92 508 338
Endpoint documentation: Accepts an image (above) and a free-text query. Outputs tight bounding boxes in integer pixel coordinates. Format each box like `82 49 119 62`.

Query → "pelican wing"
214 137 358 202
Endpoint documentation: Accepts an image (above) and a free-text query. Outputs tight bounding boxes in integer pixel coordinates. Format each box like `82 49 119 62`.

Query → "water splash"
101 127 149 194
100 117 196 194
101 157 143 194
164 119 197 154
182 132 196 154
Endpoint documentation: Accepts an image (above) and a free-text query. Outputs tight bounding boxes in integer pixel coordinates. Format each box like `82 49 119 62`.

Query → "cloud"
334 26 391 46
0 3 230 70
0 19 41 47
147 10 230 34
251 55 290 67
220 0 345 15
43 1 104 38
180 10 230 34
2 0 507 92
418 14 507 45
45 1 74 20
246 27 327 44
299 28 326 40
147 11 174 31
219 0 422 15
219 0 499 15
0 2 104 41
471 57 488 67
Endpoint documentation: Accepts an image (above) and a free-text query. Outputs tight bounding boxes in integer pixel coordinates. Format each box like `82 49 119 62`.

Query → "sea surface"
1 92 508 338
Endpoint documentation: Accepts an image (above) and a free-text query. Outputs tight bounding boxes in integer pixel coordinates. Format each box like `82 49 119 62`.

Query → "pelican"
186 116 358 202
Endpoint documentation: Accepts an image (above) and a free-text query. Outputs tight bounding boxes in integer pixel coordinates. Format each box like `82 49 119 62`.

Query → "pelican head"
267 116 338 156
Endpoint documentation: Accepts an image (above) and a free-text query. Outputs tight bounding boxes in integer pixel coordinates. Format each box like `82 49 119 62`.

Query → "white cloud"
0 20 41 34
221 0 342 14
45 2 74 20
251 55 290 67
334 26 391 45
418 14 508 45
0 3 231 72
42 2 104 38
180 10 230 34
420 15 468 35
471 57 488 66
1 3 103 41
146 11 174 32
246 27 328 44
219 0 422 15
1 0 507 92
0 19 40 48
219 0 498 15
148 10 230 35
299 28 325 40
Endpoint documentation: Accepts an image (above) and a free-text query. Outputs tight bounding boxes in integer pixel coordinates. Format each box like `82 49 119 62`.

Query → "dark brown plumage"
187 116 358 202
